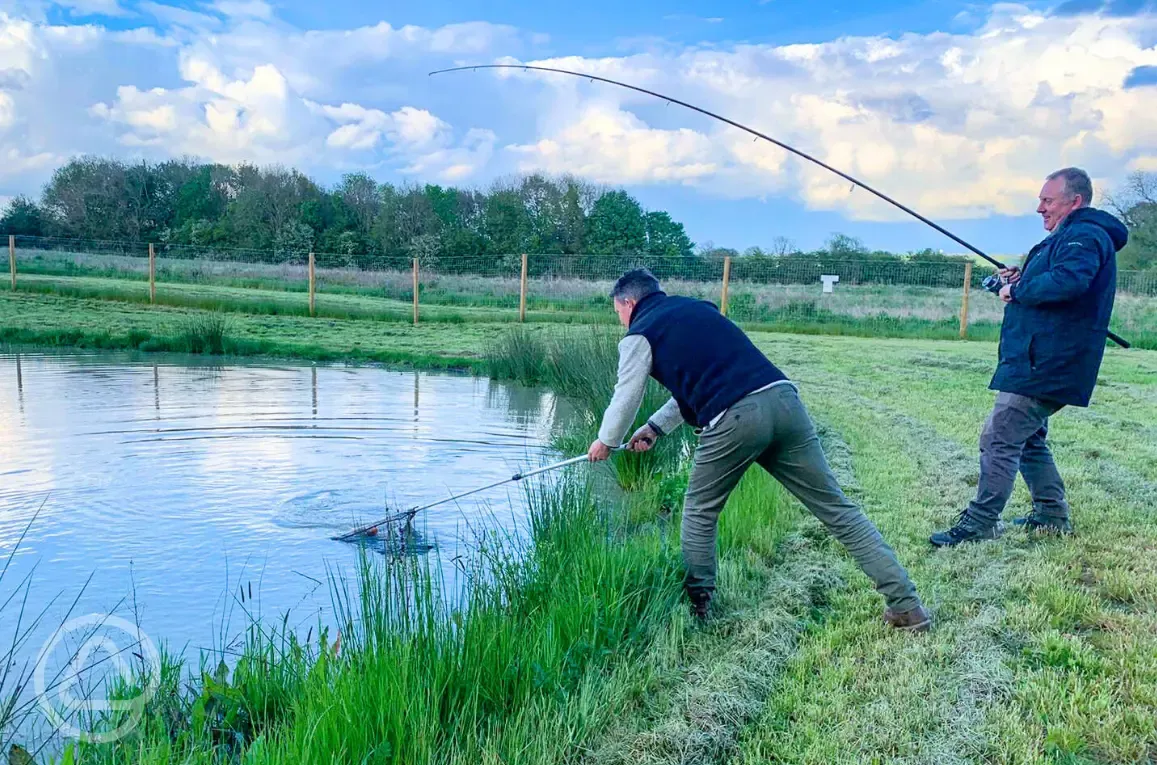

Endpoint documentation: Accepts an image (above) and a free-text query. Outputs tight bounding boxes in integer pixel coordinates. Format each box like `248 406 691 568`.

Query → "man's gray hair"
1047 167 1093 207
610 268 662 302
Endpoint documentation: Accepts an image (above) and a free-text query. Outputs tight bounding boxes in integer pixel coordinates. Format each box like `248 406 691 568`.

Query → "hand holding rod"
429 64 1129 350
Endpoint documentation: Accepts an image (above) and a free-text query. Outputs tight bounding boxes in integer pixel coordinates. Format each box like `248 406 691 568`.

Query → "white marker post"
820 274 839 293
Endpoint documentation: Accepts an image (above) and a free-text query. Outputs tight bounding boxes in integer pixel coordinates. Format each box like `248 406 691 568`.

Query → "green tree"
173 165 227 226
643 210 694 258
41 157 135 239
222 166 325 253
1107 171 1157 271
585 190 646 256
826 233 868 257
484 184 531 254
335 173 381 235
557 180 588 254
0 196 44 236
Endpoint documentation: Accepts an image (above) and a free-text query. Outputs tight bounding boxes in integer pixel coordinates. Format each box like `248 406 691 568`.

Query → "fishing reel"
982 274 1004 295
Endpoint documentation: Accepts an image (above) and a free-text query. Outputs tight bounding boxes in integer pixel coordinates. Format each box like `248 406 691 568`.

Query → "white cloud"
1 146 60 172
1 3 1156 219
0 7 518 189
499 5 1157 219
0 92 14 128
315 103 449 151
310 102 494 180
91 58 322 161
508 103 717 184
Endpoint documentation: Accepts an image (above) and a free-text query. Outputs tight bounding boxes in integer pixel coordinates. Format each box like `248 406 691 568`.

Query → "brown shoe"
883 605 932 633
688 591 711 622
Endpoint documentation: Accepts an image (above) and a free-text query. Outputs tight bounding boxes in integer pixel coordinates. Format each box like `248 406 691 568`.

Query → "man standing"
587 268 929 630
930 168 1129 547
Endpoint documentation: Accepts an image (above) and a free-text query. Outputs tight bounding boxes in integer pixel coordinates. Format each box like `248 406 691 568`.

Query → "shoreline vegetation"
2 290 1156 763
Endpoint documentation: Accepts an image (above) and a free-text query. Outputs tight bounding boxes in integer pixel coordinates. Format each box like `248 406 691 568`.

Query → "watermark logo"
33 614 160 744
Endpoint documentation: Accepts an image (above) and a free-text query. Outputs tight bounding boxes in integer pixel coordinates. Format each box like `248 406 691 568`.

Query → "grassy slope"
5 292 1157 762
0 292 513 368
613 336 1157 765
731 336 1157 764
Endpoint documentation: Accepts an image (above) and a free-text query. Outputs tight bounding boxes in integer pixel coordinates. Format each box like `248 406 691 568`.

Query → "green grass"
60 477 693 765
28 319 789 765
485 325 696 489
475 329 1157 764
12 273 614 327
4 288 1157 762
18 253 1156 345
726 335 1157 764
0 292 508 370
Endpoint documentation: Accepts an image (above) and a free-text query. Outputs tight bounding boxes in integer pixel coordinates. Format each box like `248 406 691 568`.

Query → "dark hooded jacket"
990 207 1129 407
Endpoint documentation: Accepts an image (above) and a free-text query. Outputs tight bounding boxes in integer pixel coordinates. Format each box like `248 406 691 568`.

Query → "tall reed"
176 312 231 355
486 326 695 491
62 476 683 764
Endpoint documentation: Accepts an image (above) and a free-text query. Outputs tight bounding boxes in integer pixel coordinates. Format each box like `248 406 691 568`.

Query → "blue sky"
3 0 1156 254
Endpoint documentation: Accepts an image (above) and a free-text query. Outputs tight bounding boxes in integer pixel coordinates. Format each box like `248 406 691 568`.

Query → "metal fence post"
8 235 15 291
959 261 973 339
149 243 156 304
720 256 732 316
412 258 420 325
519 253 528 323
308 251 316 317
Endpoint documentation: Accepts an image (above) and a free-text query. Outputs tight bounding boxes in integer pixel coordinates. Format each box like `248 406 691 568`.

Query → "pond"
0 350 566 698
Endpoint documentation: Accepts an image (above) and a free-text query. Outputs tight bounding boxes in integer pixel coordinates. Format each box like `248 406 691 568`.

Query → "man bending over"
587 268 929 631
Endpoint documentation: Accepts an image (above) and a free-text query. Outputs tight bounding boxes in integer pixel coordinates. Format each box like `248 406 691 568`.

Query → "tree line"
1 157 1151 274
0 157 699 271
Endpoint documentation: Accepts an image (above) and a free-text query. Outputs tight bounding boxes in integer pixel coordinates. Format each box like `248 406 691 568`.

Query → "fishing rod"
332 444 638 541
428 64 1130 350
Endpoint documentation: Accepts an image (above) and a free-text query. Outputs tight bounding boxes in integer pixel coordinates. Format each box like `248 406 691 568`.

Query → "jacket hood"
1064 207 1130 251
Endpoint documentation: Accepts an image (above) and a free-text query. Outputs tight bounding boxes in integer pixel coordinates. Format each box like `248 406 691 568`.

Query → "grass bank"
6 317 801 764
5 296 1157 762
0 293 504 370
32 257 1157 347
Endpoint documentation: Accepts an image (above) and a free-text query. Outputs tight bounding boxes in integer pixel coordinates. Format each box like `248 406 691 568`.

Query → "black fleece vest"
626 292 786 428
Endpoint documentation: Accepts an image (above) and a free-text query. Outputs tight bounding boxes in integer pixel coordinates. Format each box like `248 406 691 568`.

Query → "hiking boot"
930 513 1003 548
1013 513 1073 535
883 605 932 633
687 591 711 622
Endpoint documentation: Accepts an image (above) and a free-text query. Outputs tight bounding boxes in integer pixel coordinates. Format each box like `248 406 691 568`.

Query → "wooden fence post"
519 253 528 323
959 261 973 339
720 256 732 316
412 258 420 325
308 251 316 317
148 243 156 304
8 235 15 291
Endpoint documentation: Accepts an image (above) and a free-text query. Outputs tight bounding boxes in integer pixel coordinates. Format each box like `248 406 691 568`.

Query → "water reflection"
0 350 559 694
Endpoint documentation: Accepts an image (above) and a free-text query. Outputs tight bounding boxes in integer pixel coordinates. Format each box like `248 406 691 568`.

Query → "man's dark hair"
1047 167 1094 207
611 268 662 302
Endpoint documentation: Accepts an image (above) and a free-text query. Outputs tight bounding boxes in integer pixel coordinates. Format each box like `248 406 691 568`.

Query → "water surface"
0 350 563 668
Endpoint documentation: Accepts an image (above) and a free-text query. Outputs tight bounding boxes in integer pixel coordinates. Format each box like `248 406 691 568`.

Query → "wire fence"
6 235 1157 345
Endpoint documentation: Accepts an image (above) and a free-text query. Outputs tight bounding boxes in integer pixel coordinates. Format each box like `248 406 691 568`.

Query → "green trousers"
681 384 922 613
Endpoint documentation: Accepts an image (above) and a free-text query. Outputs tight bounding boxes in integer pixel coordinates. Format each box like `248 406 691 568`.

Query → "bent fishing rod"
428 63 1130 350
333 443 641 541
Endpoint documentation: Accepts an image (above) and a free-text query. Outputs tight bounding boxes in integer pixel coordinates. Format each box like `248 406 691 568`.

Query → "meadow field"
2 288 1156 763
10 246 1157 348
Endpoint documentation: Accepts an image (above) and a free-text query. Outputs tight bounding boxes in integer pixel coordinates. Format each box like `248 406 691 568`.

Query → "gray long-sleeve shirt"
597 336 682 447
596 334 794 446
